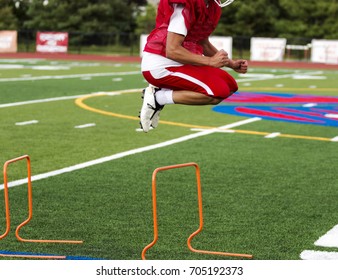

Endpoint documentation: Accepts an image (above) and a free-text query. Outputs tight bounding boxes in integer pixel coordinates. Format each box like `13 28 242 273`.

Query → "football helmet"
213 0 235 7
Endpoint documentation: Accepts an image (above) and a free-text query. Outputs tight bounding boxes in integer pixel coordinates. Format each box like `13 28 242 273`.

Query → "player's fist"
231 59 248 73
209 49 230 68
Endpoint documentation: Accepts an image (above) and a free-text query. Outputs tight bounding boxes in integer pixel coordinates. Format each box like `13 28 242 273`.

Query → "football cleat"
139 85 164 132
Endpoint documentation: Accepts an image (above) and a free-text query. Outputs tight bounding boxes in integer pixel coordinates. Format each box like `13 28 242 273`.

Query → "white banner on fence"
209 36 232 58
250 37 287 61
311 39 338 64
139 34 233 58
0 31 17 53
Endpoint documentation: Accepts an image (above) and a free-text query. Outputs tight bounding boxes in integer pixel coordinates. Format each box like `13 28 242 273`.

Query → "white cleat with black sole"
139 85 164 132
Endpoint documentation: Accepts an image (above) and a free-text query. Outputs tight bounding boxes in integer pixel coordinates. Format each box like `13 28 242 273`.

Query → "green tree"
2 0 337 40
217 0 281 37
0 0 18 30
12 0 30 30
325 0 338 38
217 0 338 39
23 0 146 33
135 4 157 35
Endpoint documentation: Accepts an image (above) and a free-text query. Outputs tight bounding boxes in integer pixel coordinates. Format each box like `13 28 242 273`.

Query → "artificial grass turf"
1 131 336 260
1 60 337 260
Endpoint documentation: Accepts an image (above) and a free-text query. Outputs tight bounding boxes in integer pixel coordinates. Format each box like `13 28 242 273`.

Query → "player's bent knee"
209 97 223 105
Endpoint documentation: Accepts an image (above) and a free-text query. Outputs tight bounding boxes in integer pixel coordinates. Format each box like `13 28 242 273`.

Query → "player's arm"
166 3 230 68
200 38 248 73
200 38 218 57
166 32 230 68
166 31 210 66
165 4 208 66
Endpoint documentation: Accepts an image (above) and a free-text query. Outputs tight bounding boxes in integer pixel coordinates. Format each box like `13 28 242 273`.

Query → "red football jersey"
144 0 221 56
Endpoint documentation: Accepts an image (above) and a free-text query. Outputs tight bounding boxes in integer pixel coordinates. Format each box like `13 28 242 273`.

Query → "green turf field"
0 58 337 260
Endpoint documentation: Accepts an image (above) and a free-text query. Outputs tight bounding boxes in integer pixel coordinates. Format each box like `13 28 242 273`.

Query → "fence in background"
11 30 318 62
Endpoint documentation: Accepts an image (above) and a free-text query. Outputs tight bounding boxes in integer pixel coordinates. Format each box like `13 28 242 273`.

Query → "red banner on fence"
36 32 68 53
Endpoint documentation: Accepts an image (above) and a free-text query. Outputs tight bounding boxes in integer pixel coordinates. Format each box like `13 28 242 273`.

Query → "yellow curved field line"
75 91 334 142
75 93 138 121
75 92 216 130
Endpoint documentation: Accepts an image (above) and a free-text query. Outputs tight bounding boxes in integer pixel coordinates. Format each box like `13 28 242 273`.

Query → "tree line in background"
0 0 337 39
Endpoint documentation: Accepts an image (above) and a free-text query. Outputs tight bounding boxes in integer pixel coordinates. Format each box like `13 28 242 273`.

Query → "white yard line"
0 89 142 109
190 128 235 133
314 224 338 248
15 120 39 126
0 94 88 108
264 132 281 139
325 114 338 119
303 103 318 108
1 70 325 109
0 71 140 82
300 225 338 259
74 123 96 129
0 69 322 84
300 250 338 260
0 118 260 190
331 136 338 142
236 71 324 83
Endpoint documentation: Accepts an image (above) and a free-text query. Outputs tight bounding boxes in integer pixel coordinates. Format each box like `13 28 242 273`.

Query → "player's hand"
209 49 230 68
230 59 248 73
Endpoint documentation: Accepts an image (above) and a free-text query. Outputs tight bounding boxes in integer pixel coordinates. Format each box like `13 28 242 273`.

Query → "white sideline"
0 117 260 190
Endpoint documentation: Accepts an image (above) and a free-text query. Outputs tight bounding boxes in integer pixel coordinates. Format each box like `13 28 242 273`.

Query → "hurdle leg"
0 161 11 240
141 162 159 260
141 162 252 260
186 163 252 259
3 155 83 244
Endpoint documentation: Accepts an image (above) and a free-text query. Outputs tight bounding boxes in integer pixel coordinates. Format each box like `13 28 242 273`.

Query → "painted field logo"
213 92 338 127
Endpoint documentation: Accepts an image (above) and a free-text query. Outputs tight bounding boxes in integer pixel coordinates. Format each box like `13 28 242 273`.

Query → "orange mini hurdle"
141 162 253 260
1 155 82 244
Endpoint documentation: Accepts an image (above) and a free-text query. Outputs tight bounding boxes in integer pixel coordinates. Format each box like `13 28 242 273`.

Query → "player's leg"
172 90 222 105
148 65 237 105
140 65 237 132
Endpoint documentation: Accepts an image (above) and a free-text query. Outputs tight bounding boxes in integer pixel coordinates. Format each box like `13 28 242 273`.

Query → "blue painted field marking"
214 92 338 127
